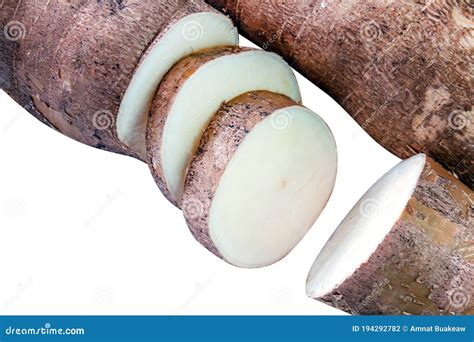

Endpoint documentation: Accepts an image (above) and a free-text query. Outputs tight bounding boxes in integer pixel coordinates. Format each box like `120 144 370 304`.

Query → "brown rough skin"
0 0 223 159
146 46 249 207
207 0 474 188
316 157 474 315
181 91 297 260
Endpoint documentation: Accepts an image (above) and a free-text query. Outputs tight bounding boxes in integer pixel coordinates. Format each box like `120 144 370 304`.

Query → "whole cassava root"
0 0 237 159
146 46 301 206
207 0 474 188
307 154 473 315
182 91 337 268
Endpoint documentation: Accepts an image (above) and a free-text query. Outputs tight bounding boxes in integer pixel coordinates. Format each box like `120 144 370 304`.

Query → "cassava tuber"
307 154 473 315
0 0 238 159
207 0 474 188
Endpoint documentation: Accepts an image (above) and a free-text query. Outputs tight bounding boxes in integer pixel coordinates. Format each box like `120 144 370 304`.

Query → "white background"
0 36 400 315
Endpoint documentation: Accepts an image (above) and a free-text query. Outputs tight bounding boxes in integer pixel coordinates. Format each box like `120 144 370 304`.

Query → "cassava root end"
307 154 473 315
1 0 237 159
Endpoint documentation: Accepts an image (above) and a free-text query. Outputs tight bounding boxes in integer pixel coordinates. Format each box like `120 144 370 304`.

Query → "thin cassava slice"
307 154 473 315
0 0 237 159
146 47 301 206
116 8 238 159
182 91 337 268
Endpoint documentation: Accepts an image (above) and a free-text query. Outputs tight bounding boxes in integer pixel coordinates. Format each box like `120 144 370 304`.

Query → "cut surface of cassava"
116 11 238 159
0 0 236 159
147 47 301 206
207 0 474 188
307 154 474 315
182 91 337 268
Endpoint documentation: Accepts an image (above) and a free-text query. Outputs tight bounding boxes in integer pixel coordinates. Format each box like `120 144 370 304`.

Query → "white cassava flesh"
306 155 426 298
306 154 473 315
162 50 301 204
210 107 336 267
148 49 301 205
117 12 238 158
183 92 337 268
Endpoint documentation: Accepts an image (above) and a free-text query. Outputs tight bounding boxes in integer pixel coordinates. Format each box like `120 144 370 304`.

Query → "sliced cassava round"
181 91 337 268
146 47 301 206
307 154 473 315
208 0 474 188
0 0 238 159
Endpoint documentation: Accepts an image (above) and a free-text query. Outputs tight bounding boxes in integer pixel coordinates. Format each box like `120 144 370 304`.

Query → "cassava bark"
207 0 474 188
312 156 473 315
0 0 227 158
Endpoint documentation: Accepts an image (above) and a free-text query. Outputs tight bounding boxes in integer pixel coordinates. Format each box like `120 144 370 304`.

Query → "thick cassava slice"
0 0 237 159
147 47 301 206
181 91 337 268
307 154 474 315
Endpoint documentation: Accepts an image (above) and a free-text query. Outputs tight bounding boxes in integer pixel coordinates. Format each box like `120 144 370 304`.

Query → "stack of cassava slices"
1 0 472 315
0 0 337 268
